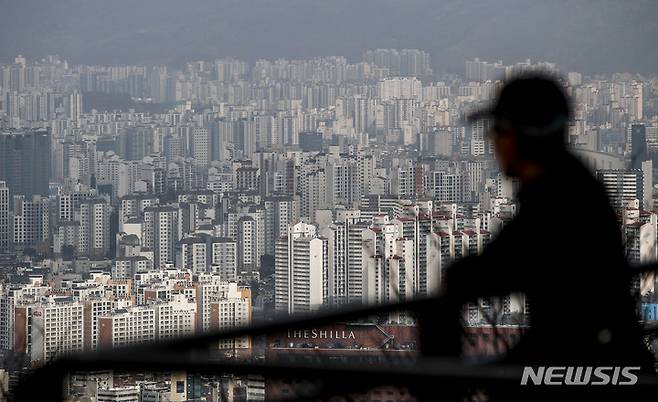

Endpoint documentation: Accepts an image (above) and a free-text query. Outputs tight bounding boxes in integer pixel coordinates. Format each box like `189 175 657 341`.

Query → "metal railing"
12 263 658 401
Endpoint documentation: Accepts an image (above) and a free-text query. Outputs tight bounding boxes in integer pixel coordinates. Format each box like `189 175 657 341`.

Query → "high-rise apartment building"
209 283 252 352
155 295 197 340
631 123 648 169
180 234 237 279
191 127 210 167
361 217 414 305
78 198 111 257
0 278 50 351
82 299 113 351
597 169 644 210
464 58 507 82
224 206 265 272
15 299 85 363
397 213 442 297
319 211 370 305
363 49 432 77
0 181 8 249
12 195 49 247
119 194 159 231
195 277 232 332
57 187 97 222
98 306 157 348
275 222 327 314
112 256 152 279
65 92 82 124
379 77 422 101
119 127 154 161
0 129 51 200
264 196 300 255
144 206 180 268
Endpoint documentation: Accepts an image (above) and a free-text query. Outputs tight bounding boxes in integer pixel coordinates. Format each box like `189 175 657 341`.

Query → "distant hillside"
1 0 656 73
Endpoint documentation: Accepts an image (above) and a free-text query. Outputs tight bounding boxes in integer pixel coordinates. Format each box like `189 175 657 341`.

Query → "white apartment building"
180 235 237 279
275 222 327 314
15 299 85 363
83 298 113 351
195 278 232 332
379 77 422 101
79 198 111 257
210 283 252 351
98 306 157 348
0 181 9 249
155 295 197 340
0 278 49 350
144 206 180 268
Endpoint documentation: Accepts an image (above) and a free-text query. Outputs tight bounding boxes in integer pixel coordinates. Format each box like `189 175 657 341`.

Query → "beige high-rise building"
210 283 252 353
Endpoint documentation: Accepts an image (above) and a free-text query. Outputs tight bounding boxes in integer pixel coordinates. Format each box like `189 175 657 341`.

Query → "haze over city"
2 0 658 73
1 0 658 401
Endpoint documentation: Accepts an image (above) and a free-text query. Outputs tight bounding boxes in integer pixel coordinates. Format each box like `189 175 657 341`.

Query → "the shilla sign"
286 329 356 340
521 366 640 385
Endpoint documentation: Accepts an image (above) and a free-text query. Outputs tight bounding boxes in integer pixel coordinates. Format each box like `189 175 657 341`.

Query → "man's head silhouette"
471 75 571 181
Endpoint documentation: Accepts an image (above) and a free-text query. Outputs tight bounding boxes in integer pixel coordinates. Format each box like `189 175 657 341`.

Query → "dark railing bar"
97 295 443 354
13 262 658 401
17 353 658 402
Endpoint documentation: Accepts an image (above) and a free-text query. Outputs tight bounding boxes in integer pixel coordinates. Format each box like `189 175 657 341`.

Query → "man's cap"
468 75 571 137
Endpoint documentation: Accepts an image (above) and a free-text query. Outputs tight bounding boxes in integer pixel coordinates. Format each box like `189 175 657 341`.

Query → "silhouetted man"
444 76 653 372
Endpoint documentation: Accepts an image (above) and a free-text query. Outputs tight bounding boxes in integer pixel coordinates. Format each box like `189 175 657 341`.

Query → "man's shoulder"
555 154 607 194
523 156 611 215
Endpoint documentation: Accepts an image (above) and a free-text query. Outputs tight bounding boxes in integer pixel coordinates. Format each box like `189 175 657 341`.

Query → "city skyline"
0 48 657 400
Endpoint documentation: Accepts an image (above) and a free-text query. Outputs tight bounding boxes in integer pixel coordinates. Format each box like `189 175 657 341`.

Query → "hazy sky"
1 0 657 73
